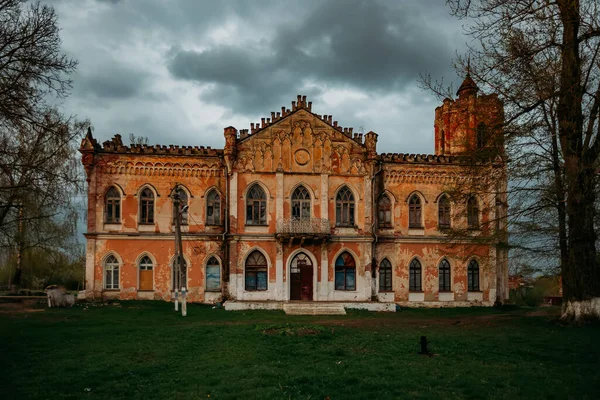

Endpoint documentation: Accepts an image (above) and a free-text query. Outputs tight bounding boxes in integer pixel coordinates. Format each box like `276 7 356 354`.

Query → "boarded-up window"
139 255 153 291
105 187 121 223
336 187 355 227
104 255 119 290
335 252 356 291
379 258 392 292
246 185 267 225
140 188 154 224
292 186 311 220
438 195 451 229
468 260 480 291
378 194 392 228
206 190 221 225
439 259 451 291
409 194 422 228
206 257 221 291
409 259 422 292
245 250 267 291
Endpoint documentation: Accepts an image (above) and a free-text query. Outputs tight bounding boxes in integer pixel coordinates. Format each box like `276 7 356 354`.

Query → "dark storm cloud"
167 0 460 115
74 63 149 101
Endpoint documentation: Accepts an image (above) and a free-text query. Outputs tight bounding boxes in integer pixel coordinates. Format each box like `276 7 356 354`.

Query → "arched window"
172 256 187 290
336 186 355 227
335 252 356 290
245 250 268 291
206 256 221 291
439 259 451 291
467 196 479 228
409 259 422 292
172 188 188 225
378 194 392 228
105 187 121 223
104 255 119 290
246 184 267 225
206 190 221 225
409 194 422 228
140 188 155 224
440 130 446 153
379 258 392 292
139 255 153 291
468 260 480 291
477 123 487 149
438 195 451 229
291 185 311 220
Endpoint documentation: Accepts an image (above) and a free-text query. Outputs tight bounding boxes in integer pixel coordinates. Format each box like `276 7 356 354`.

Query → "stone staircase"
283 302 347 315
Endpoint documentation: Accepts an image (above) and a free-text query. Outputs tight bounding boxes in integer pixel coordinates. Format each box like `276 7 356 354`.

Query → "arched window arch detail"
104 254 120 290
336 186 355 227
291 185 311 220
205 256 221 291
438 194 451 229
477 122 488 149
409 258 422 292
378 194 392 228
245 250 268 291
439 259 451 291
206 189 222 225
379 258 392 292
335 251 356 290
171 256 187 290
467 196 479 228
139 187 155 224
468 259 480 291
105 186 121 223
409 194 423 228
138 255 153 291
172 187 188 225
246 184 267 225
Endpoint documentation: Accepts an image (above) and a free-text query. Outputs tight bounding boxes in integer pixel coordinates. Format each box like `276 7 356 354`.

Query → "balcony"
276 218 331 243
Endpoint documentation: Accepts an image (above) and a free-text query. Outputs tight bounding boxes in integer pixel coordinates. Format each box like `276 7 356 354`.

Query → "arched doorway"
290 252 313 301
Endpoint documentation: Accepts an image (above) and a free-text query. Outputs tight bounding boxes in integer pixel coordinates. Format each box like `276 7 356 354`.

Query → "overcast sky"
48 0 471 154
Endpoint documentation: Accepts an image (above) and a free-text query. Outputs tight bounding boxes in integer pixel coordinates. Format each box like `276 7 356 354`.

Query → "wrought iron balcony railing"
276 218 331 236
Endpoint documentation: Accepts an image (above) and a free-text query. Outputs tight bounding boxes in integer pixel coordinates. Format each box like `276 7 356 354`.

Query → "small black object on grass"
419 335 432 357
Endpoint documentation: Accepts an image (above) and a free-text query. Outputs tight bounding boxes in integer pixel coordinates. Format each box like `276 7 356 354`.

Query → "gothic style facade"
80 74 508 308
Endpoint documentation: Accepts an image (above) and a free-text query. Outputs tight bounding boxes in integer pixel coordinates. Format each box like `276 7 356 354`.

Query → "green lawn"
1 301 598 399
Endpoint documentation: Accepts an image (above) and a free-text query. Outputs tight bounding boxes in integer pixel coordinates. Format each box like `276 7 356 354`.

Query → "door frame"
286 248 318 301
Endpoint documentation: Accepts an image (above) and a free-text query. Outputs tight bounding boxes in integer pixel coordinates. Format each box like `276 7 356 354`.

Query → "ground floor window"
206 256 221 291
139 255 153 291
245 250 267 291
468 259 480 291
439 259 451 291
379 258 392 291
104 255 119 289
409 259 422 291
335 252 356 290
172 257 187 290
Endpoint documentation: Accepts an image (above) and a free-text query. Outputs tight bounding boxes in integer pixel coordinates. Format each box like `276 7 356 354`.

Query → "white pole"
181 287 187 317
174 289 179 312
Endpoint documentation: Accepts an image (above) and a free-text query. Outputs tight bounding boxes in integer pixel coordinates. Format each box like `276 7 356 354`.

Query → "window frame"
291 185 311 220
468 259 480 291
379 258 392 292
245 250 268 291
245 184 267 226
409 259 422 292
438 194 451 229
378 194 393 228
335 251 356 291
171 256 187 291
205 256 221 291
335 186 355 227
467 196 480 229
104 255 120 290
206 189 222 226
172 188 188 226
105 186 121 224
438 259 451 292
408 194 423 229
139 187 155 224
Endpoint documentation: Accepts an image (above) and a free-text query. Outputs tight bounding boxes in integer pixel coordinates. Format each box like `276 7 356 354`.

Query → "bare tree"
425 0 600 322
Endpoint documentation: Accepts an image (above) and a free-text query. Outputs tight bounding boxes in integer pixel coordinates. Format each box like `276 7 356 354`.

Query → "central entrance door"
290 252 313 301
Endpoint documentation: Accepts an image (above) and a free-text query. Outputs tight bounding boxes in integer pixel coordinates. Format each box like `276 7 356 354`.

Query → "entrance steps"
283 302 346 315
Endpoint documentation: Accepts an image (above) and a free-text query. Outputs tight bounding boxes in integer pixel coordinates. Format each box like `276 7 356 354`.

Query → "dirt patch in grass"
0 301 46 314
258 324 332 336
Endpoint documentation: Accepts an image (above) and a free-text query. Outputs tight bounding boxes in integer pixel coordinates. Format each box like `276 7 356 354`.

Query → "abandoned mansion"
80 73 509 308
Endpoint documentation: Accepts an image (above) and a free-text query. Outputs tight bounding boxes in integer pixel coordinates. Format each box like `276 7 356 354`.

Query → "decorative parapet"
89 134 223 156
276 218 331 236
380 153 504 166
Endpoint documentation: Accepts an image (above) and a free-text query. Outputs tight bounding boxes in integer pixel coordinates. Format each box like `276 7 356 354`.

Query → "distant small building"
80 73 508 307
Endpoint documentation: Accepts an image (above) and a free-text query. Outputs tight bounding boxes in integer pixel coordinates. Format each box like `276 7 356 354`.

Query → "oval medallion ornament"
294 149 310 165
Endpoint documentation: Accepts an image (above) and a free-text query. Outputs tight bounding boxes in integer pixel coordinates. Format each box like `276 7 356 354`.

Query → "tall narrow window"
336 186 355 227
172 188 188 225
378 194 392 228
440 130 446 153
105 187 121 223
139 255 153 291
467 196 479 228
379 258 392 292
409 194 422 228
206 190 221 225
172 256 187 290
439 259 451 291
140 188 154 224
291 186 311 220
104 255 119 290
206 256 221 291
245 250 267 291
468 260 480 291
438 195 451 229
477 123 487 149
335 252 356 290
246 185 267 225
409 259 422 291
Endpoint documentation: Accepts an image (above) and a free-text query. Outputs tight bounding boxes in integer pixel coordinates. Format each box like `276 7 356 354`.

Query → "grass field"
1 301 598 399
